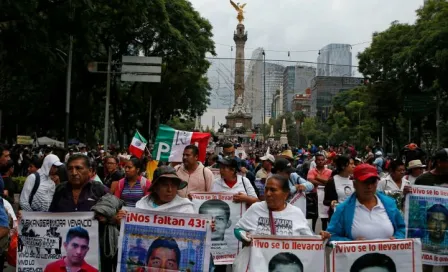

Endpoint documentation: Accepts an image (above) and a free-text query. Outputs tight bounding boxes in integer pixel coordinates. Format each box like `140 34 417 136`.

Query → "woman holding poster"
327 164 406 241
234 174 330 241
211 156 259 204
323 155 355 219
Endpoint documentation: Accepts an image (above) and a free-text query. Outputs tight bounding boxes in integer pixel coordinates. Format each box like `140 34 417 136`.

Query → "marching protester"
49 154 107 212
323 155 355 219
176 145 214 198
377 160 407 193
132 166 192 213
307 153 332 231
20 154 63 212
234 174 330 242
103 156 124 189
403 159 426 185
1 160 17 204
271 158 314 194
327 164 405 241
112 157 151 207
211 156 259 205
255 154 275 179
27 156 42 175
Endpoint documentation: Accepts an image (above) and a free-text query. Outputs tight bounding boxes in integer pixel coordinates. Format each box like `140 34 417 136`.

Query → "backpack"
115 177 151 199
28 173 40 207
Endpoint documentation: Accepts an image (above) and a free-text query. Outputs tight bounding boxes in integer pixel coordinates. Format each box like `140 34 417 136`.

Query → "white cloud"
189 0 425 107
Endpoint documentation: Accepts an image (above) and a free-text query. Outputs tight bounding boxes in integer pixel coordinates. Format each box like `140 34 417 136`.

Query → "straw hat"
278 150 294 160
407 160 426 170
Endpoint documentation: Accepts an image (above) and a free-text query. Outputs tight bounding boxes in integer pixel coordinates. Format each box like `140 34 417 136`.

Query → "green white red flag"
152 124 211 162
129 131 147 158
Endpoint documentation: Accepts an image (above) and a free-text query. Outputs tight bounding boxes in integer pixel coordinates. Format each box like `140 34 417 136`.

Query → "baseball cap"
260 154 275 163
353 164 379 183
218 156 239 169
53 161 63 167
271 158 294 174
434 148 448 161
149 166 187 192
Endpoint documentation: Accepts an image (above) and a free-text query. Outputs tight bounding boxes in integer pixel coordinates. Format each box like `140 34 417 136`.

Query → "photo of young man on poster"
44 226 98 272
268 252 303 272
350 253 396 272
198 199 232 241
143 237 181 272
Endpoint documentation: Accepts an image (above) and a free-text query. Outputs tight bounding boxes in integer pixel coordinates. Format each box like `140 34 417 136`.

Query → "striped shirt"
121 179 145 207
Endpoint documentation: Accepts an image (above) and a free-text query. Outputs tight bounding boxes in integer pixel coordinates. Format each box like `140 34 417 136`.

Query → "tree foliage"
0 0 215 146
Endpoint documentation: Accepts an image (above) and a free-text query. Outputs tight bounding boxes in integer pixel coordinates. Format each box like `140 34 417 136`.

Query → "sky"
189 0 425 108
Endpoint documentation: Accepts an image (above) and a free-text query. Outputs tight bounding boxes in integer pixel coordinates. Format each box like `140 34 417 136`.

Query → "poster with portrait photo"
329 239 422 272
405 185 448 266
191 192 246 265
317 186 329 219
18 212 99 272
289 192 306 216
248 235 325 272
117 207 212 272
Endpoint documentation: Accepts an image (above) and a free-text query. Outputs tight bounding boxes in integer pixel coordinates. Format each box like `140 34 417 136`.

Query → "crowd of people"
0 140 444 271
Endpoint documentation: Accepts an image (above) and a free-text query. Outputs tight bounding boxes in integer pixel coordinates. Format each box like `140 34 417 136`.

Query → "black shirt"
103 171 124 188
415 172 448 187
49 181 107 212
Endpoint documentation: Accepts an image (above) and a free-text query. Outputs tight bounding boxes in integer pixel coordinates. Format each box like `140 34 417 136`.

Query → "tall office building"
245 48 284 124
282 65 316 113
317 44 352 77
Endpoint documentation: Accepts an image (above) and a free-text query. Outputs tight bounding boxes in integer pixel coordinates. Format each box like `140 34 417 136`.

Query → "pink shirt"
307 167 332 192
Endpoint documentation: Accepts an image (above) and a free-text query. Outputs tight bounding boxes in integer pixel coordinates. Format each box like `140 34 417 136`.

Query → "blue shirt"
0 198 9 228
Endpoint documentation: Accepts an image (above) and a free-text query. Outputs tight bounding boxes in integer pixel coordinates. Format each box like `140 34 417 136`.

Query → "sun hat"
407 160 426 170
149 166 187 191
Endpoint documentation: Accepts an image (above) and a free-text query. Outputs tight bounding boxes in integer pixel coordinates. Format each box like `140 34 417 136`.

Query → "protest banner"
317 185 329 219
329 239 422 272
289 192 306 216
405 185 448 266
152 124 211 162
17 135 33 145
247 235 324 272
117 207 212 272
18 212 99 272
191 193 246 265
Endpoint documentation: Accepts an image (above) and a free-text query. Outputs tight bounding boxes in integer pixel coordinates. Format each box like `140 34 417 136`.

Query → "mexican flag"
129 131 147 158
152 124 211 162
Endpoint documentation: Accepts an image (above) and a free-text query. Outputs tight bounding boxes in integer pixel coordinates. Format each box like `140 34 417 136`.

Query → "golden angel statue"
230 0 247 23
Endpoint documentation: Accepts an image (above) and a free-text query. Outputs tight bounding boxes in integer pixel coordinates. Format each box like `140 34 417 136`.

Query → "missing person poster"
191 193 246 265
329 239 422 272
248 235 325 272
18 212 99 272
405 185 448 266
117 207 212 272
317 186 329 219
289 192 306 216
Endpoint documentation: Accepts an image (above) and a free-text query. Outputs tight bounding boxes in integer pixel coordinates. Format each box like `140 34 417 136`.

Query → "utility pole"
64 36 73 149
103 48 112 149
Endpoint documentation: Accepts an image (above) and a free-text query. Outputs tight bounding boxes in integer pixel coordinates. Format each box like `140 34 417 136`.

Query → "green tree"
0 0 215 146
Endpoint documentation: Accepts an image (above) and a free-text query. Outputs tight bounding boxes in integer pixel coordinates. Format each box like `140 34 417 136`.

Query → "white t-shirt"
136 195 195 214
235 202 313 236
351 196 394 240
211 175 257 198
377 176 409 192
334 175 354 203
403 175 417 185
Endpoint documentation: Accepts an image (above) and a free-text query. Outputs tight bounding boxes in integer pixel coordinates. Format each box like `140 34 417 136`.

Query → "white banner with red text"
246 235 325 272
329 239 422 272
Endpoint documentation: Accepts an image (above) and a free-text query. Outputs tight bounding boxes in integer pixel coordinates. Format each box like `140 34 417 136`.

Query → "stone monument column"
234 24 247 102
